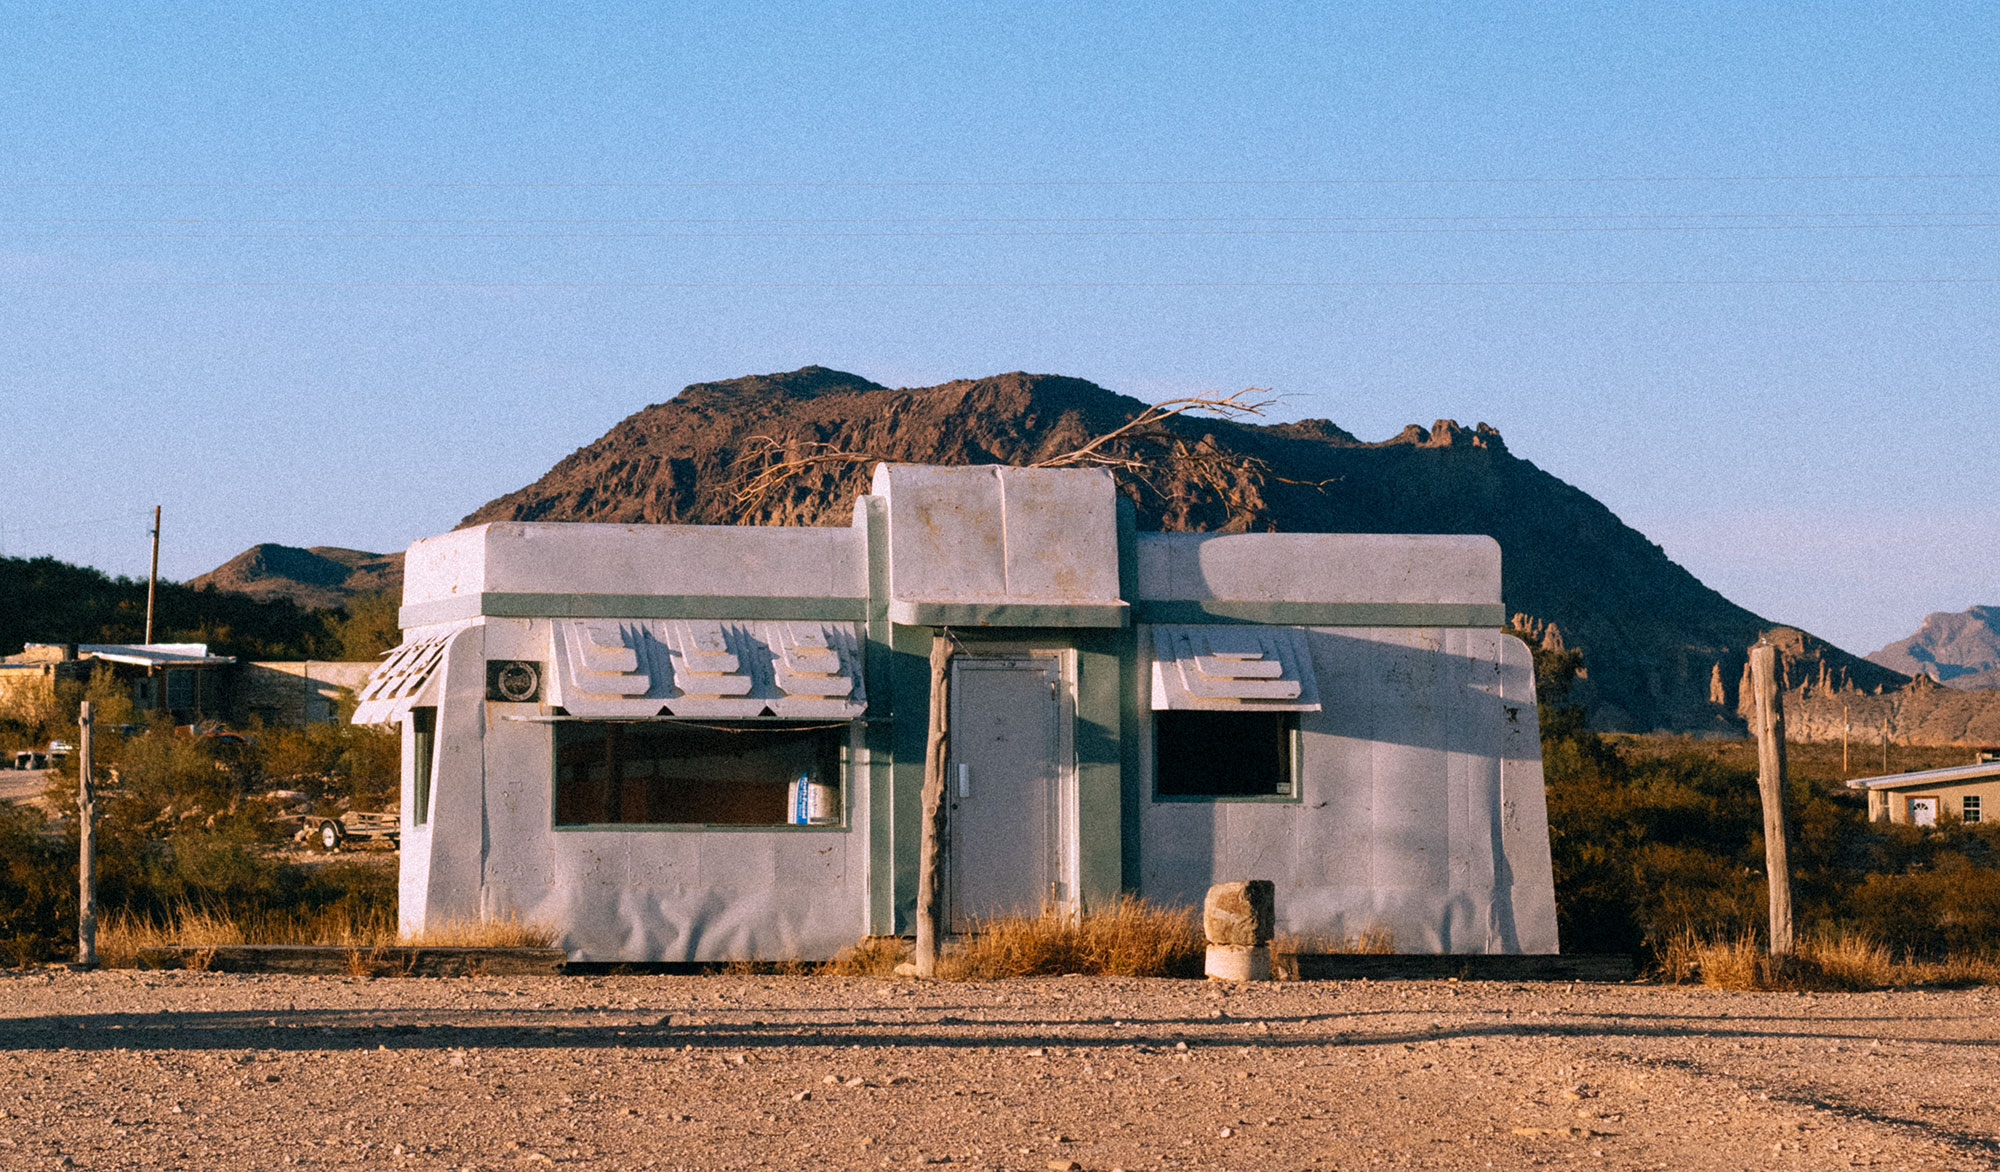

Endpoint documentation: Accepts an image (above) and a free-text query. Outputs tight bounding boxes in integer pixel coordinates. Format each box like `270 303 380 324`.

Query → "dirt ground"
0 767 52 808
2 970 1996 1172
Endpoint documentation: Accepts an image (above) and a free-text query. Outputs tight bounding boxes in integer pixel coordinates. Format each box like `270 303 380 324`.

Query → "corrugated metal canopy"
351 635 450 725
1148 624 1321 711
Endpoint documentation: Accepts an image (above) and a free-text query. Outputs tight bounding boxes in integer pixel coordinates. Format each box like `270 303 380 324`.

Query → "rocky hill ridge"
188 544 403 612
452 366 1905 731
1868 606 2000 690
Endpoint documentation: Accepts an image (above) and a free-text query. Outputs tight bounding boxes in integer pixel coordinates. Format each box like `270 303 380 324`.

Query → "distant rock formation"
1783 673 2000 747
189 544 403 611
1868 606 2000 690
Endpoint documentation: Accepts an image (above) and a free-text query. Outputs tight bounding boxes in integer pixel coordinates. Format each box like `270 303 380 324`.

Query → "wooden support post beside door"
914 631 952 978
1749 643 1794 957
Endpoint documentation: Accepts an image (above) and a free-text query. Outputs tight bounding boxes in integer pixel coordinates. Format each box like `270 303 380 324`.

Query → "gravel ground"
0 768 52 808
2 969 1996 1171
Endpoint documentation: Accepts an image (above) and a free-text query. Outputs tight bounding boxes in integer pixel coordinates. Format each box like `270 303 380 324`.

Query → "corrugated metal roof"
1845 760 2000 790
77 643 235 667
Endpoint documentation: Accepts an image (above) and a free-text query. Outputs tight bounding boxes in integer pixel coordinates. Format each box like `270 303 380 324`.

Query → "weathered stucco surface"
375 464 1559 961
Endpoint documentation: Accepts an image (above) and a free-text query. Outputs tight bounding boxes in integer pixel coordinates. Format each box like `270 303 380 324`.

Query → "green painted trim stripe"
401 592 869 628
887 600 1130 628
1130 600 1507 628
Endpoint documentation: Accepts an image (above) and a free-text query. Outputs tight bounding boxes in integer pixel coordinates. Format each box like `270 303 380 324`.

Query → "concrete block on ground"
1203 879 1275 945
1204 944 1272 982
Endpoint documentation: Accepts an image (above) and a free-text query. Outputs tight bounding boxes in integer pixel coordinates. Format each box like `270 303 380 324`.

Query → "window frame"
1149 709 1303 804
1963 794 1983 824
548 718 855 832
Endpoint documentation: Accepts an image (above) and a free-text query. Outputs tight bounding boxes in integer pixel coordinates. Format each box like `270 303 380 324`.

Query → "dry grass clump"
941 897 1203 980
1659 930 2000 991
402 916 558 949
820 936 911 977
1270 925 1396 979
96 905 555 966
1273 925 1395 957
97 908 246 968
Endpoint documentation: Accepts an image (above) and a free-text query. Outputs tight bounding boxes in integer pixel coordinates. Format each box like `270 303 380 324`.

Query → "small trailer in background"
274 806 401 851
318 810 400 851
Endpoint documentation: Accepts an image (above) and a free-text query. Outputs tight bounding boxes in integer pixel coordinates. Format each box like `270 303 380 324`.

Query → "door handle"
957 763 971 798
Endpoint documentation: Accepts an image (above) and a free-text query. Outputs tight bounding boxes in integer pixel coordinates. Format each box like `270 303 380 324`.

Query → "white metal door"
1910 797 1938 827
947 657 1062 931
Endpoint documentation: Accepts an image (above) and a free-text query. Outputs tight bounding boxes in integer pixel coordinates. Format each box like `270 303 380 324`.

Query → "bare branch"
1029 388 1275 470
724 388 1331 531
731 435 883 515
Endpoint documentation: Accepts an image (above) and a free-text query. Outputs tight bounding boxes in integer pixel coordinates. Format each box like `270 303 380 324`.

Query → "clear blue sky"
1 1 1993 657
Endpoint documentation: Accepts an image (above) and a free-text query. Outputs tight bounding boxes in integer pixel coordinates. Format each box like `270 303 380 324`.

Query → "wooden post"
1841 704 1850 777
77 700 98 969
914 631 952 978
144 505 160 645
1881 720 1889 773
1748 644 1794 957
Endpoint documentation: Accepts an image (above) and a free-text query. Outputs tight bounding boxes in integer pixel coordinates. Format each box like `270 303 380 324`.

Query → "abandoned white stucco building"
355 464 1559 961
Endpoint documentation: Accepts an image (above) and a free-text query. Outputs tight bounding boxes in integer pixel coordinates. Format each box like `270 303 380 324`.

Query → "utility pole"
76 701 98 969
144 505 161 644
1842 704 1851 777
1749 643 1794 957
915 631 952 978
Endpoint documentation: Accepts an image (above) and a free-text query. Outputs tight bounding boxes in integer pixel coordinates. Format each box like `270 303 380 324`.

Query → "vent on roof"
1149 624 1321 712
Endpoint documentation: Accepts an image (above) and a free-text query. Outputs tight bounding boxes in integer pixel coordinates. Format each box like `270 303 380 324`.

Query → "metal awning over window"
352 634 451 725
1148 624 1321 712
550 619 866 720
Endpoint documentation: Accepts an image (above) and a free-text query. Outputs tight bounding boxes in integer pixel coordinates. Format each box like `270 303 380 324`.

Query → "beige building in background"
0 643 376 728
1847 754 2000 826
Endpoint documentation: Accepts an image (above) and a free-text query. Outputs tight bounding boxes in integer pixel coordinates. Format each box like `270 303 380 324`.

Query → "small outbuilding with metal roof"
1846 753 2000 826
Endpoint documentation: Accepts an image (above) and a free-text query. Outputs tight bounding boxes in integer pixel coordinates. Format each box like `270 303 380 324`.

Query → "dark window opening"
1154 711 1296 798
412 707 436 826
1964 795 1983 824
554 721 844 827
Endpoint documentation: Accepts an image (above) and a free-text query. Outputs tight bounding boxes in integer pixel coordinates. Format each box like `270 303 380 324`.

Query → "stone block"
1203 879 1275 945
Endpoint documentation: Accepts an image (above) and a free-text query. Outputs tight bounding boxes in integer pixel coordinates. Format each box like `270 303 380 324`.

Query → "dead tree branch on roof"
1031 389 1337 530
1029 387 1276 471
730 435 885 516
727 389 1334 528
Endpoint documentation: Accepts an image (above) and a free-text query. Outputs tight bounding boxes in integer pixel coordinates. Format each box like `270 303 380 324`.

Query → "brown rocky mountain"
189 544 403 611
455 366 1906 732
1867 607 2000 690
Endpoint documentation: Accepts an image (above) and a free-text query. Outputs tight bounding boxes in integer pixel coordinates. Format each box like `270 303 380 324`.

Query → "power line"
2 172 1998 189
1 210 1993 225
6 223 1997 240
3 277 1993 290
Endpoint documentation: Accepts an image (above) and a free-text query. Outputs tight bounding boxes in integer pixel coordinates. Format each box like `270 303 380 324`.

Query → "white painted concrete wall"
398 622 486 938
1135 532 1502 605
1136 627 1559 954
873 464 1123 608
405 617 871 962
403 522 867 607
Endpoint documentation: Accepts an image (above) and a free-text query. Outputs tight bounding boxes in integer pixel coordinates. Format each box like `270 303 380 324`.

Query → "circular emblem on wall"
493 660 541 702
